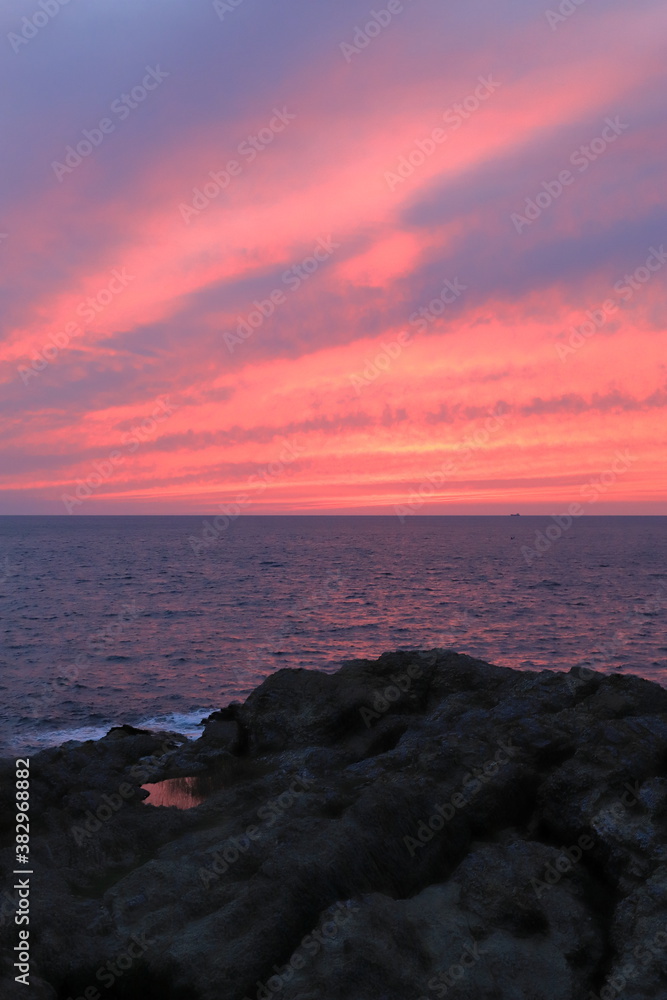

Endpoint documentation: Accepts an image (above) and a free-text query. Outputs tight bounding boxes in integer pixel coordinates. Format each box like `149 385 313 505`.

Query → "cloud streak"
1 0 666 512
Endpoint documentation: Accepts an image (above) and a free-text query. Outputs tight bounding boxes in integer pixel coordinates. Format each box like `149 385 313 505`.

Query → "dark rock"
106 724 154 738
2 650 667 999
199 718 242 751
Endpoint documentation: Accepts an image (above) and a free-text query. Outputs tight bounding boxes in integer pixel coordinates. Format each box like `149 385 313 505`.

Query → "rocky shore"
2 649 667 1000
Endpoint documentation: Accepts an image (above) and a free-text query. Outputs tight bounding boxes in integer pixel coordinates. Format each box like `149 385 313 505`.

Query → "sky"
1 0 665 515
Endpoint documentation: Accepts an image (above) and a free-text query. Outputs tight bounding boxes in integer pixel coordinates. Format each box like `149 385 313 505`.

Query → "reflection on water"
5 516 667 755
142 776 206 808
141 758 272 808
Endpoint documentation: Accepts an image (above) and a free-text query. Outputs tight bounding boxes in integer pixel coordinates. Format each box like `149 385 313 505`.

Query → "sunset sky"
1 0 665 514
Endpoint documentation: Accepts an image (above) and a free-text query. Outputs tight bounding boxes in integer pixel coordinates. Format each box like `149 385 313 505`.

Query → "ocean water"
1 515 665 754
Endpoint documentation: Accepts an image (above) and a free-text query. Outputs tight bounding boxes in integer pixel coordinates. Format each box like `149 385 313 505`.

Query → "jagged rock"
1 650 667 999
199 719 242 751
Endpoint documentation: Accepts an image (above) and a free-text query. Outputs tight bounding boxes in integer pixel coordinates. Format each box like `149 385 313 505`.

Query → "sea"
1 515 665 755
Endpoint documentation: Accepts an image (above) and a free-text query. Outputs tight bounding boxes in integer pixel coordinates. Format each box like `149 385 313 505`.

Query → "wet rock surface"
2 650 667 999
